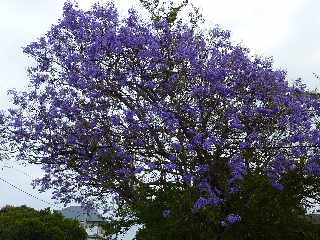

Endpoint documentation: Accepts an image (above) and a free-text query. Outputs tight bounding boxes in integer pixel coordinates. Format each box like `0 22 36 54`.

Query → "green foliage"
0 206 87 240
134 185 219 240
222 172 317 240
106 171 320 239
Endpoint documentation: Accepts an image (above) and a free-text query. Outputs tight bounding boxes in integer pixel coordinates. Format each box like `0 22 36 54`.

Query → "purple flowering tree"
6 0 320 238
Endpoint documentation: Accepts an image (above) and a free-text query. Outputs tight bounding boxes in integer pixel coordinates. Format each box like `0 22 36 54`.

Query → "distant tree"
6 0 320 238
0 205 87 240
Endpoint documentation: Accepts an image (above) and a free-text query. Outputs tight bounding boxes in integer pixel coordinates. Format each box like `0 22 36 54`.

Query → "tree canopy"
5 0 320 238
0 205 87 240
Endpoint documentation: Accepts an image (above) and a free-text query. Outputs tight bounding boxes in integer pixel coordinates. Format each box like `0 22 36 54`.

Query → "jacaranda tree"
6 0 320 238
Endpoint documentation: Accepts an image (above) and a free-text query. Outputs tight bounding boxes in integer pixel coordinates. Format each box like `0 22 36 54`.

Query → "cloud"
0 0 65 109
191 0 319 88
190 0 305 51
266 0 320 89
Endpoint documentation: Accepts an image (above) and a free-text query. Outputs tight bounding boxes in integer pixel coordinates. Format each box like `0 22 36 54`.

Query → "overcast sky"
0 0 319 238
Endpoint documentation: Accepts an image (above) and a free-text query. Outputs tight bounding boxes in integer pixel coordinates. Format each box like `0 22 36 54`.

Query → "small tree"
0 205 87 240
6 0 320 238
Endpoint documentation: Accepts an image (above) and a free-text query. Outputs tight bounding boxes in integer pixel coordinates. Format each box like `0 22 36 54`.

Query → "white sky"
0 0 319 237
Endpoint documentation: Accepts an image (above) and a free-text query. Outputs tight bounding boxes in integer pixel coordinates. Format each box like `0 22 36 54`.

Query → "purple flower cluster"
225 213 241 225
228 155 246 192
162 209 171 218
304 160 320 176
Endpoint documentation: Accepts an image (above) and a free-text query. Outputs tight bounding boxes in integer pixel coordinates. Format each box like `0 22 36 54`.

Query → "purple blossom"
207 197 223 206
111 115 121 125
304 162 320 176
134 166 144 174
162 209 171 218
292 146 307 157
225 213 241 224
290 133 304 143
115 168 132 177
125 110 135 121
164 163 177 171
239 142 250 150
193 197 208 209
197 164 209 174
147 162 157 170
229 155 246 181
202 137 217 151
168 155 177 161
271 182 284 191
145 80 157 89
182 174 193 184
172 142 182 152
191 133 203 146
230 117 244 129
